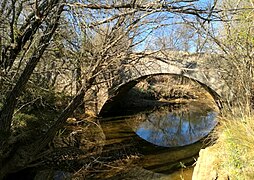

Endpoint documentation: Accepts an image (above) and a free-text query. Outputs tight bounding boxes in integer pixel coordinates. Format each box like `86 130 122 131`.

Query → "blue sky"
133 0 219 52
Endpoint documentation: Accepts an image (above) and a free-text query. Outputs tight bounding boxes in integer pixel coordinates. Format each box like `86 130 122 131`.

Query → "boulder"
192 145 229 180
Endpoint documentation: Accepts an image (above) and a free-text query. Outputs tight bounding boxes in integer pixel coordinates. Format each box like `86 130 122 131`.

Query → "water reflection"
127 104 217 147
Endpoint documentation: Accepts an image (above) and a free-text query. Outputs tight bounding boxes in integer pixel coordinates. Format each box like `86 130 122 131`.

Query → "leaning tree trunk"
0 1 63 140
0 1 64 178
0 0 63 139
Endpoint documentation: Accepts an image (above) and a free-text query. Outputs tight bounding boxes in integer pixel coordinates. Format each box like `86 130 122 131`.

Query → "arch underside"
99 73 222 117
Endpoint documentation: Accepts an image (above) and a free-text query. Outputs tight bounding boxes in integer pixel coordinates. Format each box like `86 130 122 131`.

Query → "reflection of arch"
99 73 222 117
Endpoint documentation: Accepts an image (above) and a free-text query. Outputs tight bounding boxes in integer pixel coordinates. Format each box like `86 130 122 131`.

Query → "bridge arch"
99 73 222 117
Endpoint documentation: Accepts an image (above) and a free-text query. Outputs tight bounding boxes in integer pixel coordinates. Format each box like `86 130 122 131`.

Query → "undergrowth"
215 112 254 180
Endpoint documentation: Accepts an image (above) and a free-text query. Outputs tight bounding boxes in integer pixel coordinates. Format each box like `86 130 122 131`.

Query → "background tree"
194 0 254 112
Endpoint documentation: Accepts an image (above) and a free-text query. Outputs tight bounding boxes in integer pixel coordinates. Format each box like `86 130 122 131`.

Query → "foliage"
203 0 254 109
12 113 38 132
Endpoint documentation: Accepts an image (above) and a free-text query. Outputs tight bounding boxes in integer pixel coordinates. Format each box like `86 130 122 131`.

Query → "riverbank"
193 111 254 179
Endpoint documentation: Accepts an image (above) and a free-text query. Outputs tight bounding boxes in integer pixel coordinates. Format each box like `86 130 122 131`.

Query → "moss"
12 113 39 131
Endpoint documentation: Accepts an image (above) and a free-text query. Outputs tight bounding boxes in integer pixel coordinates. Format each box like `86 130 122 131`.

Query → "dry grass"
214 111 254 180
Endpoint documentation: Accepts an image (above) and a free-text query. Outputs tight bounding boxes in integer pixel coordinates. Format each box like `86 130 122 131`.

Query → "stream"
100 100 218 179
4 74 220 180
96 75 219 179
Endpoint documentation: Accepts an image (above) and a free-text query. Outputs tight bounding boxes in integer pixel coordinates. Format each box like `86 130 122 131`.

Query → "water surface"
127 103 217 147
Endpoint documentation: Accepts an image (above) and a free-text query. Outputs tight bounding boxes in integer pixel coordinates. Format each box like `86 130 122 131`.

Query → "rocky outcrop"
192 144 229 180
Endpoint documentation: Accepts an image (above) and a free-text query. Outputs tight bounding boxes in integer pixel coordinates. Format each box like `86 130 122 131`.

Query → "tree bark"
0 1 63 144
0 3 64 177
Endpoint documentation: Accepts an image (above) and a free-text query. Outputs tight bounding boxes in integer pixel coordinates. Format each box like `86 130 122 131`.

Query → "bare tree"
191 0 254 111
0 0 220 178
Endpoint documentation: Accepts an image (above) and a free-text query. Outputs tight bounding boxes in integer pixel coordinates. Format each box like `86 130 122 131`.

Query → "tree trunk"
0 3 64 178
0 2 64 140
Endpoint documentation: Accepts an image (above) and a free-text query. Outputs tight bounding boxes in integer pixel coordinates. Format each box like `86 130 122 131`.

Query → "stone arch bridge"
85 52 226 115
